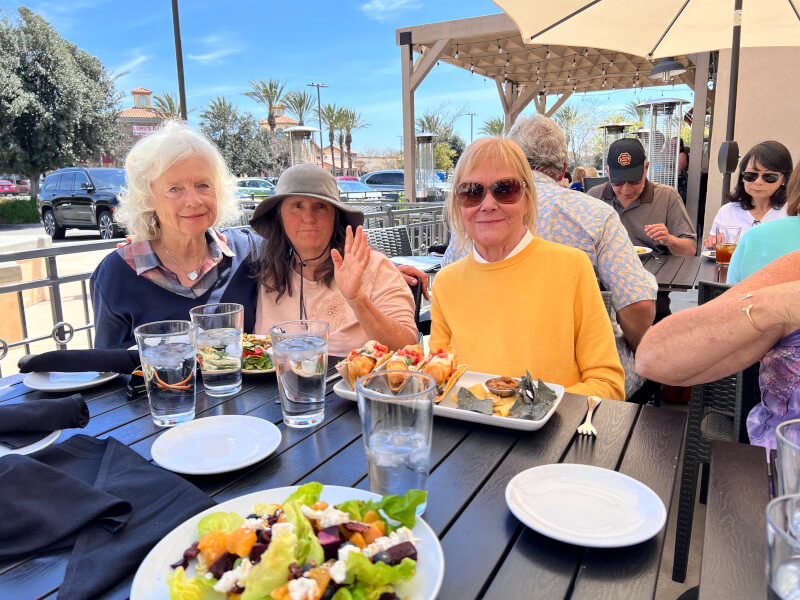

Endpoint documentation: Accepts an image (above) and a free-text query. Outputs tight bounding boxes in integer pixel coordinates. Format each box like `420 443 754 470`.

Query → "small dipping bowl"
485 376 520 398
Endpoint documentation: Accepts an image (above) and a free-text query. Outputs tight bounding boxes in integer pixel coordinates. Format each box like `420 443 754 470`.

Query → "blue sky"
1 0 692 153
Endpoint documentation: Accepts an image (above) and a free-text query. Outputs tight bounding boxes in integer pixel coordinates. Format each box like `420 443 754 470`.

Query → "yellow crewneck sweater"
429 237 625 400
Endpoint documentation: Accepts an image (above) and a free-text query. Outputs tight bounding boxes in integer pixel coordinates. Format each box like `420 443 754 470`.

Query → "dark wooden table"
0 370 686 599
641 254 702 292
699 440 769 600
695 257 728 287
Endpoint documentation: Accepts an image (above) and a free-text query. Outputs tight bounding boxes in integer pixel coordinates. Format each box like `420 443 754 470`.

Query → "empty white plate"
24 371 118 392
505 463 666 547
151 415 281 475
0 430 62 457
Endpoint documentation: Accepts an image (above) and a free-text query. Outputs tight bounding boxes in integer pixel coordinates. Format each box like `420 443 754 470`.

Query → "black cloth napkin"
0 435 216 600
0 394 89 448
17 349 140 374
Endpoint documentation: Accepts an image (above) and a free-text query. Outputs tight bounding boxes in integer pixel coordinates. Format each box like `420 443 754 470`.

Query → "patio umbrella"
492 0 800 187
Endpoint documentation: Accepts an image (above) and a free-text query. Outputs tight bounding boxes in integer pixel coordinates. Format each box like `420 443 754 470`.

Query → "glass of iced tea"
714 225 741 266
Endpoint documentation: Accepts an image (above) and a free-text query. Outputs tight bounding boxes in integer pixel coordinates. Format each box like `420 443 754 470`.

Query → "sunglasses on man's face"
742 171 782 184
456 178 527 207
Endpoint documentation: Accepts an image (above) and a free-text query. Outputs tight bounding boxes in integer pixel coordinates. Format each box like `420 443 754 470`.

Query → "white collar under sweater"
472 229 534 263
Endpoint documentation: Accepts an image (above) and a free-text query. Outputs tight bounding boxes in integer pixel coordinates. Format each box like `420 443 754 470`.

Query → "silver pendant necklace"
160 244 207 282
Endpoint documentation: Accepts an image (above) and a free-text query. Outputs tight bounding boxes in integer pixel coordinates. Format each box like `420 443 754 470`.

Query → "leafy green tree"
434 142 456 171
317 103 342 174
0 8 121 196
623 99 647 125
341 109 369 175
199 96 257 176
152 91 183 120
251 128 291 175
283 90 314 126
479 117 505 137
243 78 285 131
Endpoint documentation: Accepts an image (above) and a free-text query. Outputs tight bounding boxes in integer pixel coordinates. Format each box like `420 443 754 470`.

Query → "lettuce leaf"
241 527 297 600
283 482 323 506
283 501 325 566
167 567 225 600
336 490 426 531
344 551 416 588
197 512 244 538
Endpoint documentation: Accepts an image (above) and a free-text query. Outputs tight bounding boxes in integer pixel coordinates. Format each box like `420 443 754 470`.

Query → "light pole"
308 83 327 168
466 112 477 143
171 0 188 120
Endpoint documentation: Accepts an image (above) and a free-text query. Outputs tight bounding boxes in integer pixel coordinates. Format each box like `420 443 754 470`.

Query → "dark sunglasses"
456 178 527 207
742 171 781 184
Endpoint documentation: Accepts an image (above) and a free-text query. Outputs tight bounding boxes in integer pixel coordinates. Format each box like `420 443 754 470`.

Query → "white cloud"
111 54 150 78
187 48 240 65
360 0 422 22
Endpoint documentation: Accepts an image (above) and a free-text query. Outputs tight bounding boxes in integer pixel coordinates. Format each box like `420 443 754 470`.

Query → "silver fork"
577 395 602 436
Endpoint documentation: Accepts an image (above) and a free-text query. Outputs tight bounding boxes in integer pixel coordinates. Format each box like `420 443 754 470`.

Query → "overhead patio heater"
636 99 688 189
283 126 320 167
599 122 634 172
415 132 438 202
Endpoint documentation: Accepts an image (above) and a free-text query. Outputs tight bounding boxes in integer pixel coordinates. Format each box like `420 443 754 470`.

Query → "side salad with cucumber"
242 334 274 371
167 482 426 600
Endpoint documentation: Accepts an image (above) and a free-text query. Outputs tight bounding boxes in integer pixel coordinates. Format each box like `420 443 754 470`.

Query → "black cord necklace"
291 242 331 320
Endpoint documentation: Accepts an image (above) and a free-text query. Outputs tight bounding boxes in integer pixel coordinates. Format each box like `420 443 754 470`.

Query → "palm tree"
243 78 285 131
341 109 369 175
152 91 183 121
318 103 341 174
415 113 451 137
478 117 505 137
283 90 314 126
623 99 646 124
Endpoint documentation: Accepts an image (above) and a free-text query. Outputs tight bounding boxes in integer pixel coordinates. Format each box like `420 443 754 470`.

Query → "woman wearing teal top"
728 164 800 284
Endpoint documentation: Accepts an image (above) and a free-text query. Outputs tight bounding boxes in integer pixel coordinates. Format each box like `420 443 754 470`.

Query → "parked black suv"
37 167 127 239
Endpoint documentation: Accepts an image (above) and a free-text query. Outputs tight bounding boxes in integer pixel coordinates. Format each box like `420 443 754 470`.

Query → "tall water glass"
715 225 741 266
269 320 330 428
776 419 800 496
134 320 196 427
356 371 435 515
766 494 800 599
189 303 244 397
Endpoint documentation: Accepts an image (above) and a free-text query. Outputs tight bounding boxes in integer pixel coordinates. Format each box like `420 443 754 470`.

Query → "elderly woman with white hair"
90 121 259 349
429 137 625 400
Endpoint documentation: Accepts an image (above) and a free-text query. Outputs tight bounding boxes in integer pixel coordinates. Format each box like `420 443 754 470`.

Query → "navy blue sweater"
90 228 260 349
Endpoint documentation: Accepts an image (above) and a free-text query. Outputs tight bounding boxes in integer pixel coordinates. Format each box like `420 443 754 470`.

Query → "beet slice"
317 526 343 561
249 543 269 565
209 552 238 579
170 541 200 570
342 521 369 533
385 541 417 563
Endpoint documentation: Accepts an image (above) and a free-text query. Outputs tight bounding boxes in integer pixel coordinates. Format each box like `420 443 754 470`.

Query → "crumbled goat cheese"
243 517 268 531
362 526 419 559
271 521 296 536
329 559 348 584
288 576 320 600
300 505 350 528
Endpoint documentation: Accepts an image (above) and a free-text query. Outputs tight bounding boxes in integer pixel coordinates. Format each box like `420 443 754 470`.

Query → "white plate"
701 249 717 260
130 485 444 600
505 463 666 547
633 245 653 256
334 370 565 431
151 415 281 475
0 429 62 457
242 340 276 374
23 371 118 392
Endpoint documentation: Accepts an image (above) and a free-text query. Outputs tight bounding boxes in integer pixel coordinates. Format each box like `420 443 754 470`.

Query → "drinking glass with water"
269 320 330 428
356 371 436 516
134 320 197 427
767 494 800 599
189 303 244 397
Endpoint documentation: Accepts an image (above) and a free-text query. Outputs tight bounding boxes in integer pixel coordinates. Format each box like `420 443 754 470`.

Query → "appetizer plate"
334 370 565 431
151 415 281 475
23 371 118 392
0 429 62 457
130 485 445 600
505 464 667 548
701 249 717 260
242 337 276 375
634 245 653 256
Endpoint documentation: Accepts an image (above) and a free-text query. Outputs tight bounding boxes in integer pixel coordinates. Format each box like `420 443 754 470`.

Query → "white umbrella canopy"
492 0 800 58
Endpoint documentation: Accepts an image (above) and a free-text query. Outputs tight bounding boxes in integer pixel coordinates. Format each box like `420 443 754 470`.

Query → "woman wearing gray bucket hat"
249 164 418 356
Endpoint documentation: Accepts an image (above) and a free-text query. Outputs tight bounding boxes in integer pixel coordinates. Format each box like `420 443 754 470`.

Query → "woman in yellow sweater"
429 137 625 400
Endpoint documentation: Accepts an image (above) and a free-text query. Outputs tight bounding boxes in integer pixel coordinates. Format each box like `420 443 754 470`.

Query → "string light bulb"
572 55 577 67
602 65 606 76
506 54 510 68
583 48 589 57
536 64 540 74
546 46 551 59
567 71 571 82
573 83 577 91
470 60 474 75
455 45 459 59
497 39 502 54
609 56 614 67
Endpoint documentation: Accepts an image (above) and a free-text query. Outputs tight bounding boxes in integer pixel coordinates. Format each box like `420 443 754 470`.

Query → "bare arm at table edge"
635 250 800 385
617 299 656 350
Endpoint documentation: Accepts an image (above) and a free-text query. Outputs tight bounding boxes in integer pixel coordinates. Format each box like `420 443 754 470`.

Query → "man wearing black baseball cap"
587 138 696 257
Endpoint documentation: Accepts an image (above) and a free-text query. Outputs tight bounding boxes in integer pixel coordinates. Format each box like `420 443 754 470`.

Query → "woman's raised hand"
332 225 371 301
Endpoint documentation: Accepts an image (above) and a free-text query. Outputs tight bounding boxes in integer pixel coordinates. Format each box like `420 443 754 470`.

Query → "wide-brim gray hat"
249 164 364 236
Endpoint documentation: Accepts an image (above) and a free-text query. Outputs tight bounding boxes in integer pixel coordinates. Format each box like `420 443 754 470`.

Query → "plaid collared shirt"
117 228 236 299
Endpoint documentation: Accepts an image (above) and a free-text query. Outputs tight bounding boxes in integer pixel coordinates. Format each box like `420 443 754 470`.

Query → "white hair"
115 120 239 239
507 114 567 180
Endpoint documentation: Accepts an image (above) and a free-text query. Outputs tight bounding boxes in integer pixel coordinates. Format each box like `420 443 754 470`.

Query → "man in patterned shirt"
442 115 657 399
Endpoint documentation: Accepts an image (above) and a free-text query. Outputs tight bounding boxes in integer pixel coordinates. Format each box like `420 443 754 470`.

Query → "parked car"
360 169 405 191
16 179 31 195
335 175 360 182
337 180 383 201
37 167 127 239
0 180 17 195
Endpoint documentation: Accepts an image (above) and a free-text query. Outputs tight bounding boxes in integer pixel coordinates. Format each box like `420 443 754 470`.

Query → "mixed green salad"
242 334 274 371
167 483 426 600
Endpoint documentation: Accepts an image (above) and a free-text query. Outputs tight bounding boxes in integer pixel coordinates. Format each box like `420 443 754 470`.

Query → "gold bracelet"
739 293 764 332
